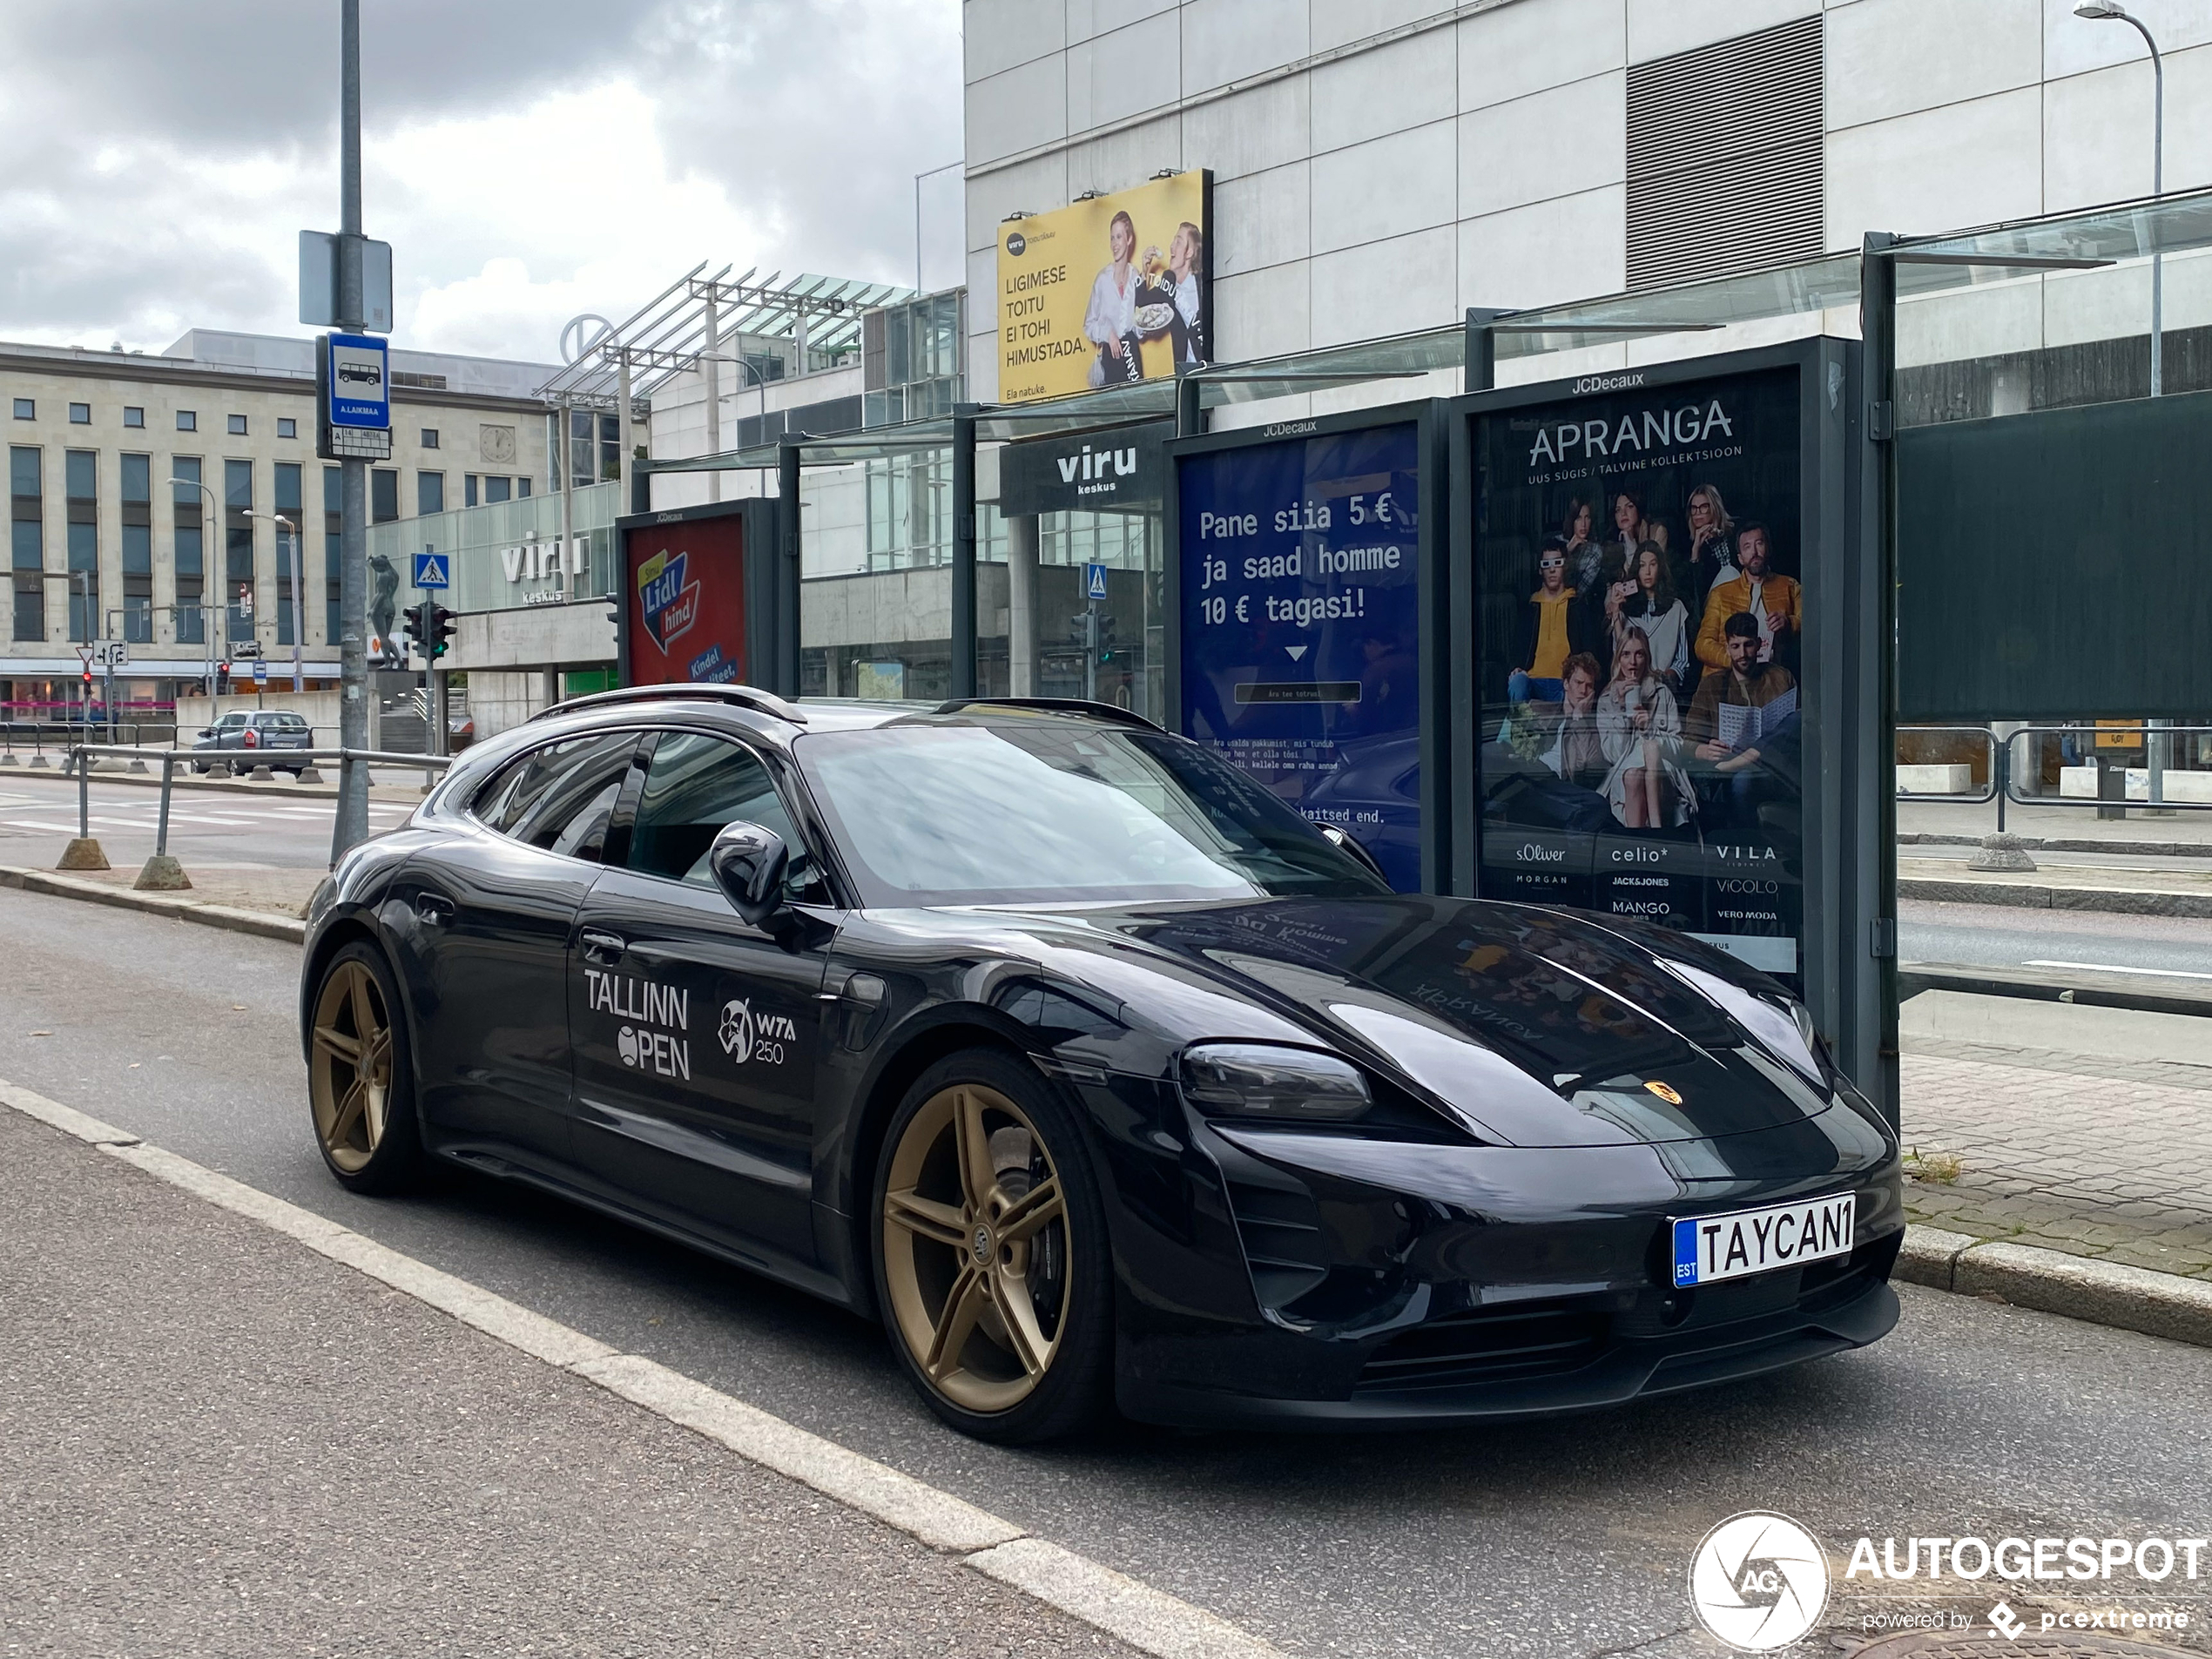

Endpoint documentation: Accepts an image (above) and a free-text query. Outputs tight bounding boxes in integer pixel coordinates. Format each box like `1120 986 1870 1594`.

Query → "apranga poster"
996 172 1211 405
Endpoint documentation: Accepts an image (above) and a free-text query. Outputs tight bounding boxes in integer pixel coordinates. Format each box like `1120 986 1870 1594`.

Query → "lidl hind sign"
997 172 1211 404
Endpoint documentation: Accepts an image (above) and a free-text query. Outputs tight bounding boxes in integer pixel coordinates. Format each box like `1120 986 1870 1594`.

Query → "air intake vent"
1356 1302 1609 1393
1625 15 1824 291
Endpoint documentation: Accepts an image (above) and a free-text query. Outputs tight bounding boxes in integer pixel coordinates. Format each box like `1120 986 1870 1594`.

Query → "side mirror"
708 820 789 928
198 727 216 738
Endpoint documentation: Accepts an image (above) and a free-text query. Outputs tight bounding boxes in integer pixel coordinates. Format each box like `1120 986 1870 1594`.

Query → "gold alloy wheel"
881 1083 1071 1413
309 959 394 1174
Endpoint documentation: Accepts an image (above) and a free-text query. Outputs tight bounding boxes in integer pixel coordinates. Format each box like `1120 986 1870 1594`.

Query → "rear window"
262 713 309 728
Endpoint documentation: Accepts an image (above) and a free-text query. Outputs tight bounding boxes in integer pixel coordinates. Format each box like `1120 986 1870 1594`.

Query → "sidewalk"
0 1103 1142 1658
1900 997 2212 1285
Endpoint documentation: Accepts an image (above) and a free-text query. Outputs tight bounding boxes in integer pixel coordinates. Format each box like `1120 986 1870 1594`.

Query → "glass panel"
274 462 302 513
10 446 39 499
120 453 150 504
627 732 810 892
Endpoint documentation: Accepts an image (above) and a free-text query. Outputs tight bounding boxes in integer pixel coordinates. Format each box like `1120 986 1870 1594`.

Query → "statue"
368 553 401 668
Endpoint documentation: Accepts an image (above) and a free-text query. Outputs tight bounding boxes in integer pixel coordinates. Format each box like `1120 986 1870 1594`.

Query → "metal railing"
1898 724 2212 823
57 744 454 868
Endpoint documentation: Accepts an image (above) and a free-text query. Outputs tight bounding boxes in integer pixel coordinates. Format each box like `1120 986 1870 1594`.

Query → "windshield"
795 715 1389 907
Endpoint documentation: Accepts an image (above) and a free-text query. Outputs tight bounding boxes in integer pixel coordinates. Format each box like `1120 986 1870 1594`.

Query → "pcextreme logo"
1689 1512 1831 1651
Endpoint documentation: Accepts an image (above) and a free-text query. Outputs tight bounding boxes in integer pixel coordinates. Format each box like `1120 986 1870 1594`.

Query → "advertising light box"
1467 363 1811 984
996 172 1212 405
1173 417 1425 890
620 514 747 688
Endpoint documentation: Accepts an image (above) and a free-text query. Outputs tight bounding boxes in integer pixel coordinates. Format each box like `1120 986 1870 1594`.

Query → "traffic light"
216 661 231 693
400 600 424 663
429 604 456 661
1096 615 1119 666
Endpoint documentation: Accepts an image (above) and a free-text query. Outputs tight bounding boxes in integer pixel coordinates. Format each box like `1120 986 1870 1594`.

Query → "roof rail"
534 683 808 725
933 697 1163 732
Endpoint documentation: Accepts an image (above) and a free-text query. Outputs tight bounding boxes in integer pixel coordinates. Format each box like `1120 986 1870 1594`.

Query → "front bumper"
1088 1077 1904 1429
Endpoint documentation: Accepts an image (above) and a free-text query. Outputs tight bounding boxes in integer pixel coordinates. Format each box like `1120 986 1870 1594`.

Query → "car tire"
871 1049 1113 1444
306 941 421 1195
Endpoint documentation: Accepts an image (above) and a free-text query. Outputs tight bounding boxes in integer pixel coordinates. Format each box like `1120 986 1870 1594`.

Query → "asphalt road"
0 771 419 871
1903 898 2212 978
4 887 2211 1657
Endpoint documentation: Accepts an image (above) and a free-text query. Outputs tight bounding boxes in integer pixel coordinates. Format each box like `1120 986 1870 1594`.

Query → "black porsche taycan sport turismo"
300 685 1902 1443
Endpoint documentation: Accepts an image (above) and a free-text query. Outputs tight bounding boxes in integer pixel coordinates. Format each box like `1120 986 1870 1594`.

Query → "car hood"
1001 894 1843 1150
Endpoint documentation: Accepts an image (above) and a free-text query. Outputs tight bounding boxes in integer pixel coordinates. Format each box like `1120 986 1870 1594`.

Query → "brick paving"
1901 1038 2212 1282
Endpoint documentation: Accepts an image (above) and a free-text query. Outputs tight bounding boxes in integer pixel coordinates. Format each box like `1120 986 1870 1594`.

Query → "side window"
626 732 821 897
473 733 637 862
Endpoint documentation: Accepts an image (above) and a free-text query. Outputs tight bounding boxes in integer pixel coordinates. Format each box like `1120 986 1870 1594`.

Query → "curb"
1898 960 2212 1020
0 864 308 944
1900 831 2212 860
1896 1224 2212 1348
1898 873 2212 920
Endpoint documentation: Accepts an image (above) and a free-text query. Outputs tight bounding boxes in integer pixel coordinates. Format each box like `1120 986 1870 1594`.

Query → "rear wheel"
307 941 421 1193
872 1049 1111 1443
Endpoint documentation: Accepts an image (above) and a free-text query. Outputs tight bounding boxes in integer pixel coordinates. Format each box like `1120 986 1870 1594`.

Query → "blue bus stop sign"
326 332 389 429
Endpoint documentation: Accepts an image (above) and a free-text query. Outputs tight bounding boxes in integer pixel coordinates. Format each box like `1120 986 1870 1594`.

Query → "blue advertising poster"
1177 421 1421 889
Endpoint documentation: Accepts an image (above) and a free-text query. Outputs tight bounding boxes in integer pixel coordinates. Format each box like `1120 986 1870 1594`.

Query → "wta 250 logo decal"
718 997 797 1065
636 547 702 655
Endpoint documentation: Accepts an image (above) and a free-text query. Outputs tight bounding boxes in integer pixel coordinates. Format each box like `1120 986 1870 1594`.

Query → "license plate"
1670 1194 1855 1288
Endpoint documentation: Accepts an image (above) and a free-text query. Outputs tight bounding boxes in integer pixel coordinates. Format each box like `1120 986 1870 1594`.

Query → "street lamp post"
2075 0 2164 396
252 510 305 693
172 475 221 704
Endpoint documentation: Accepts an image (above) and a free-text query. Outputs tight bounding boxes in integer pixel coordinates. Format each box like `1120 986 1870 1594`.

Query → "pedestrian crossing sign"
1085 563 1109 601
412 552 450 590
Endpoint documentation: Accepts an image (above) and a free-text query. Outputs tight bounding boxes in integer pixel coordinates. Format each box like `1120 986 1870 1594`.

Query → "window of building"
465 474 479 508
371 468 399 524
68 403 91 425
124 407 145 428
1625 15 1823 290
121 454 153 644
177 410 197 432
516 476 531 498
227 414 248 436
10 447 42 642
11 400 31 421
418 471 445 516
278 417 297 440
173 457 205 644
65 449 98 641
484 475 511 505
324 463 341 642
274 462 302 646
421 428 440 449
224 457 253 644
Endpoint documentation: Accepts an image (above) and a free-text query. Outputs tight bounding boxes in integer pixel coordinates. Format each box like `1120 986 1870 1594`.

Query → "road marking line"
0 1072 1285 1659
2024 959 2212 981
4 820 84 833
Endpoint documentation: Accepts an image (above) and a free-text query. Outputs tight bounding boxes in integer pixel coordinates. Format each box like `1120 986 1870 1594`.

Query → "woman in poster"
1612 541 1690 694
1684 483 1737 596
1561 497 1602 593
1084 210 1145 387
1597 629 1693 829
1139 222 1206 368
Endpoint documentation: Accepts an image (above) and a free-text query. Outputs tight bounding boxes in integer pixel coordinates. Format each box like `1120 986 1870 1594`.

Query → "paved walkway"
1901 1038 2212 1283
0 1103 1137 1659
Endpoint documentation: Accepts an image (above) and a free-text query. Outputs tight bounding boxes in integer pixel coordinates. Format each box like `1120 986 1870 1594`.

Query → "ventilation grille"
1626 15 1824 292
1356 1302 1610 1393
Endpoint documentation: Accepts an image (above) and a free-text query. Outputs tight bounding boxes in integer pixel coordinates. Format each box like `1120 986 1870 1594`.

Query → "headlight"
1180 1042 1371 1122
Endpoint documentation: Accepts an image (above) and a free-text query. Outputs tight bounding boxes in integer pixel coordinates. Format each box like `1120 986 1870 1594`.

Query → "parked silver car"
192 710 315 773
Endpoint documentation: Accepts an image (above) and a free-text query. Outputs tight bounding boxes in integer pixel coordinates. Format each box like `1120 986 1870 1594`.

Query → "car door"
395 729 641 1176
568 729 834 1266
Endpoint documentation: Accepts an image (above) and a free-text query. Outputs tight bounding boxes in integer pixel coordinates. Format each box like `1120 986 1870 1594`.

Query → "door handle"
580 928 625 966
415 893 455 927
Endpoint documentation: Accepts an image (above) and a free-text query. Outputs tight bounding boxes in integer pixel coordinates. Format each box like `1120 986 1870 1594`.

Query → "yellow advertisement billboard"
996 171 1212 405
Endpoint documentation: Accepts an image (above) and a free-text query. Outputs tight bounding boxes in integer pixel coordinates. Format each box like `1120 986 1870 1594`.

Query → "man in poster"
1686 610 1797 828
1695 522 1801 672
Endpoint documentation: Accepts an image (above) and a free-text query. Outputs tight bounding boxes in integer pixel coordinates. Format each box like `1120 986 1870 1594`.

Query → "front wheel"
307 941 421 1194
872 1049 1112 1443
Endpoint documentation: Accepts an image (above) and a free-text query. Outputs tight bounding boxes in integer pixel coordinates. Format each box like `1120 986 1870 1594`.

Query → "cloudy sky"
0 0 966 367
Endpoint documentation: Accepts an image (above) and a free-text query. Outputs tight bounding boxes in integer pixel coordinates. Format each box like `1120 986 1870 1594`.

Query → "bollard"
248 762 275 782
134 752 190 891
298 765 326 784
57 746 108 872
